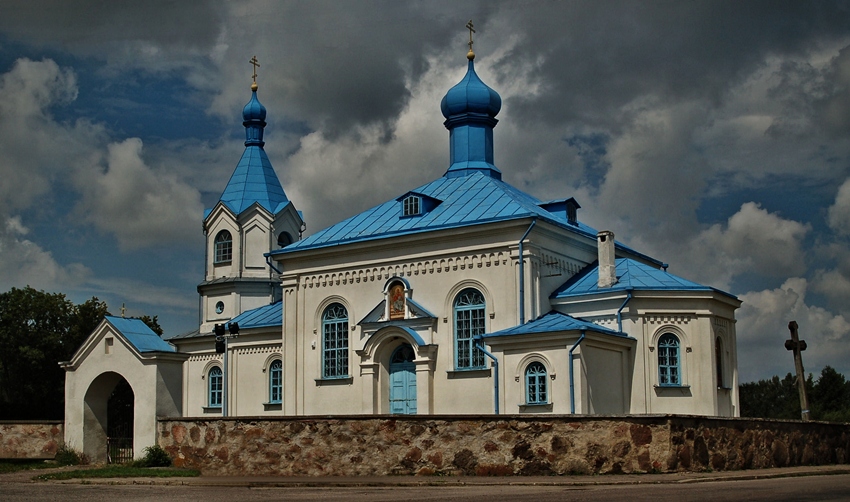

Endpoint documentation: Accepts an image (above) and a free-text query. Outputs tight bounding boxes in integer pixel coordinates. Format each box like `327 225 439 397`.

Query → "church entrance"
389 344 417 414
106 378 134 463
82 372 135 463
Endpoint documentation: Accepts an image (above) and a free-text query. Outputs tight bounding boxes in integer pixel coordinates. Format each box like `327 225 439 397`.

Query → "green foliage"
0 287 108 419
741 366 850 422
132 444 172 467
54 443 88 466
137 315 163 337
0 459 59 474
0 286 162 419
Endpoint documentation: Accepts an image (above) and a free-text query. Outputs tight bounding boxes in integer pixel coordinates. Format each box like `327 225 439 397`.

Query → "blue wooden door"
389 344 417 414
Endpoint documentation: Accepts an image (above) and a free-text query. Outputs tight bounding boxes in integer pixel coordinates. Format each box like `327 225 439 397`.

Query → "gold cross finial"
466 20 476 60
249 55 260 91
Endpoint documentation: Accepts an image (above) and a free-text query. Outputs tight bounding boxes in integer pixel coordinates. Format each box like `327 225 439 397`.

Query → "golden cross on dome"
466 20 476 58
249 55 260 90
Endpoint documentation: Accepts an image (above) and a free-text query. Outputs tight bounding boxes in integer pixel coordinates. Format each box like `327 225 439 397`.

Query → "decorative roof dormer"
440 20 502 180
396 191 442 218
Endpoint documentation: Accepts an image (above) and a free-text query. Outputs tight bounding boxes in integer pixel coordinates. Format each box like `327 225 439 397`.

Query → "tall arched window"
715 337 723 388
214 230 232 264
454 289 485 369
269 359 282 403
322 303 349 378
658 333 681 386
525 362 548 405
208 366 223 408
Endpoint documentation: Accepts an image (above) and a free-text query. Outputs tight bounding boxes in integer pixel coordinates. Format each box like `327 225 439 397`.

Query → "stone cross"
785 320 811 421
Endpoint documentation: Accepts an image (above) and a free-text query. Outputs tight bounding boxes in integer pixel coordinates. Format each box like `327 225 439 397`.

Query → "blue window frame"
208 366 223 408
322 303 349 378
214 230 232 264
525 362 548 405
454 289 485 369
658 333 681 386
269 359 282 403
402 195 421 216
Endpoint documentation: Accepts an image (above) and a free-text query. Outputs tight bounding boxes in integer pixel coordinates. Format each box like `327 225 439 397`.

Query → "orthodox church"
62 41 740 461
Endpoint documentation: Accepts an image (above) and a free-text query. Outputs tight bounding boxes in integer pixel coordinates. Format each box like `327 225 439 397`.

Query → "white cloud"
72 138 204 251
737 278 850 382
827 177 850 235
0 217 90 292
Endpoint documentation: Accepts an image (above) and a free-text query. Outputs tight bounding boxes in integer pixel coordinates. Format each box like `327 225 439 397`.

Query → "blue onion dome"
440 56 501 120
242 83 267 122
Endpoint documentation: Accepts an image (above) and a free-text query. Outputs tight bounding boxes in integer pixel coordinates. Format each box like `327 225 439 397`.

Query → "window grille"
658 333 681 386
322 304 349 378
269 359 282 403
214 230 232 263
454 289 485 369
208 366 223 407
525 362 548 405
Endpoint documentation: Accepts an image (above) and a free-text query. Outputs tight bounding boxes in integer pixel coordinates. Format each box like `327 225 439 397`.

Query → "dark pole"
785 321 810 421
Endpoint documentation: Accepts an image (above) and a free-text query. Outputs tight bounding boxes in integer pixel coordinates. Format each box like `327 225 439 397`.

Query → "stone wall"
0 421 63 459
158 415 850 476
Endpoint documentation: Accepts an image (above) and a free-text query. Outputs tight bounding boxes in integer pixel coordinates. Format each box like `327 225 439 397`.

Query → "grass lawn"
35 465 200 480
0 459 62 474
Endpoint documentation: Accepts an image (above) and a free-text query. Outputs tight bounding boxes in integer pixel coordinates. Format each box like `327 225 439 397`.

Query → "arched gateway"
62 317 186 462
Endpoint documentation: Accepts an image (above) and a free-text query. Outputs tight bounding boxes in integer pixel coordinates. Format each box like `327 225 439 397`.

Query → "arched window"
269 359 282 403
454 289 485 369
208 366 223 408
277 231 293 247
322 303 349 378
658 333 681 386
715 337 723 388
214 230 232 264
525 362 548 405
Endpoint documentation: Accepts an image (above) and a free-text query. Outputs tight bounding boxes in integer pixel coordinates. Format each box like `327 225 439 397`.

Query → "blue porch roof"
229 301 282 329
105 316 176 353
551 258 735 299
482 311 626 338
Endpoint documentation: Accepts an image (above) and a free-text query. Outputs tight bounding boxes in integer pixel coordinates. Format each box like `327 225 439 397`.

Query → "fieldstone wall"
0 421 63 459
158 415 850 476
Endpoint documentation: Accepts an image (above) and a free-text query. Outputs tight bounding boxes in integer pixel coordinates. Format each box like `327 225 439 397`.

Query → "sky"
1 0 849 383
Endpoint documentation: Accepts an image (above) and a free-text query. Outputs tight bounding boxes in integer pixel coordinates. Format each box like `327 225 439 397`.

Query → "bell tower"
198 57 304 332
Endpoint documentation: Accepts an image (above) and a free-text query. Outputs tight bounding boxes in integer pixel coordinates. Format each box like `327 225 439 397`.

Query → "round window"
215 301 225 314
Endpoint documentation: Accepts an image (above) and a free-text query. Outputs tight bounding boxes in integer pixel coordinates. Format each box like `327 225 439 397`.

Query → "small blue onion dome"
440 59 501 119
242 87 267 122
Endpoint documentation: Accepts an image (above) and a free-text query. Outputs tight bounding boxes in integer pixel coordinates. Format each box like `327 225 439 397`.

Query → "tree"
137 315 163 337
741 367 850 422
0 287 107 419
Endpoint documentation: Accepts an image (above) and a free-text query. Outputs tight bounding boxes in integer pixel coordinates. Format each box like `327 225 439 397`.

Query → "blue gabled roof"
551 258 735 299
274 172 610 255
229 301 282 329
105 316 176 353
482 311 626 338
217 146 289 216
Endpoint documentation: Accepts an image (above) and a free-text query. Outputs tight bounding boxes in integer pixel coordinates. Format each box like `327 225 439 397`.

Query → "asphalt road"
2 474 850 502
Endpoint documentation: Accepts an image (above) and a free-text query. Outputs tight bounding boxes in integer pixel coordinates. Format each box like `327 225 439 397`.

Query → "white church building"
62 45 741 461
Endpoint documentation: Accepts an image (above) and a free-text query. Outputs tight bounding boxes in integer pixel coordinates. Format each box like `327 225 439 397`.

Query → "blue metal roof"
212 88 289 217
482 311 625 338
274 172 613 255
229 301 282 329
105 316 176 353
551 258 736 299
217 146 289 215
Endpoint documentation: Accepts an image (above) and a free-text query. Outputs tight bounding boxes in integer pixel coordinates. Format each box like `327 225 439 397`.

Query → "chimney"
597 230 617 288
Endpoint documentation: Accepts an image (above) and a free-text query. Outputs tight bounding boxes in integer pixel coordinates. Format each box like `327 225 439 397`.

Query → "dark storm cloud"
488 1 850 130
0 0 225 52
